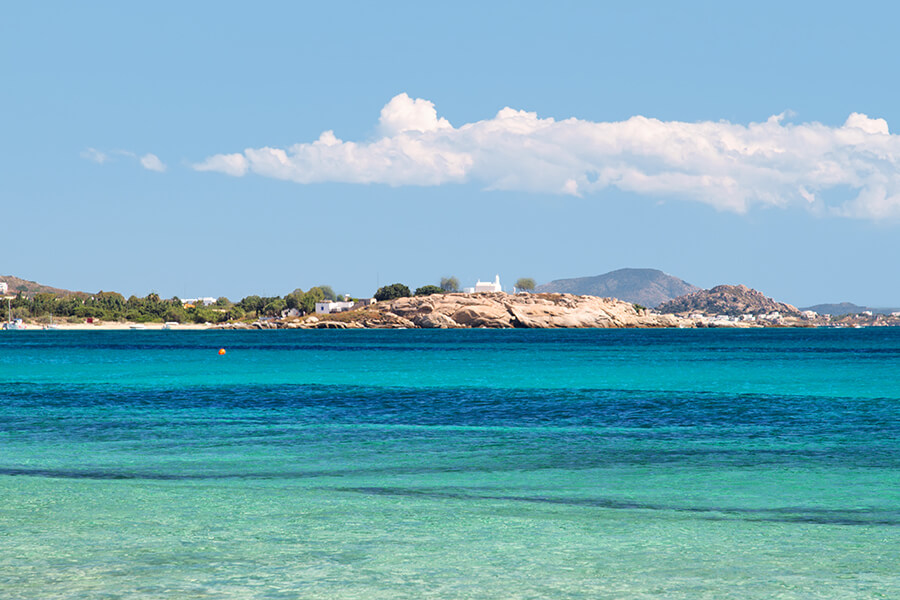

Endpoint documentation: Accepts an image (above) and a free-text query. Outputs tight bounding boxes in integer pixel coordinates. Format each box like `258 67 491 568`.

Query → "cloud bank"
193 93 900 219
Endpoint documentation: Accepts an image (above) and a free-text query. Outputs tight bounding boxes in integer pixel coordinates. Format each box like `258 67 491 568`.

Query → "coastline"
8 321 214 331
5 292 895 331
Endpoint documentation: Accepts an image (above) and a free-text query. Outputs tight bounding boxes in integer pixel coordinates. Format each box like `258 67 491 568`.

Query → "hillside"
0 275 81 297
657 284 800 316
535 268 699 308
802 302 900 316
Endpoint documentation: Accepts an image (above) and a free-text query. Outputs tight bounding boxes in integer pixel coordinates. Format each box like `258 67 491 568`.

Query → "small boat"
162 322 178 329
3 298 25 330
130 324 148 330
3 318 26 331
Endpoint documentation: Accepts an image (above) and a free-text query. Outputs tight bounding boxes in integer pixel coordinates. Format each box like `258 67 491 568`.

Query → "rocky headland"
226 292 687 330
657 284 800 317
213 287 900 330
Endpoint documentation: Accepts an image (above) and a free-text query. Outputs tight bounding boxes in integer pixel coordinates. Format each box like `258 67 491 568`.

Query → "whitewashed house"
464 275 502 294
315 297 378 314
315 300 355 314
0 282 7 294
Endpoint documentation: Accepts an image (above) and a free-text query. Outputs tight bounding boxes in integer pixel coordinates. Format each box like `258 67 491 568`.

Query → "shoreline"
6 321 214 331
1 321 890 331
4 292 896 331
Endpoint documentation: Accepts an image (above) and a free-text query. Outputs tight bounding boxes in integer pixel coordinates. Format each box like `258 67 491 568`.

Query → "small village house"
315 296 377 315
463 275 502 294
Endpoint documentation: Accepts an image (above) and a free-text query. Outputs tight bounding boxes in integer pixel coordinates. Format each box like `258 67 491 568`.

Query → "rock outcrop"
216 292 706 330
658 285 799 316
346 292 685 329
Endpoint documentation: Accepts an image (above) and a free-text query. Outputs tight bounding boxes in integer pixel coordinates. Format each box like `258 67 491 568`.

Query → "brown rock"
451 303 513 328
300 291 690 329
412 312 460 329
658 284 800 316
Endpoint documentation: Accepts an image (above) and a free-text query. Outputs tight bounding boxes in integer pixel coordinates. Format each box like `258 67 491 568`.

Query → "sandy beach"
11 321 215 331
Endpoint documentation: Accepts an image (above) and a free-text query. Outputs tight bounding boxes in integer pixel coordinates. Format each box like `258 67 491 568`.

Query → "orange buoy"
218 348 226 355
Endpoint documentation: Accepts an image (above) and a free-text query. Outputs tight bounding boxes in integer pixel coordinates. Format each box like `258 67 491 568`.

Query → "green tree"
261 298 287 316
300 287 325 314
30 293 57 316
215 296 231 308
126 295 143 310
89 291 126 318
238 295 264 315
56 296 84 317
164 305 188 323
440 276 460 292
515 278 536 292
415 285 444 296
285 289 304 310
374 283 411 301
317 285 337 301
190 306 225 324
74 305 104 319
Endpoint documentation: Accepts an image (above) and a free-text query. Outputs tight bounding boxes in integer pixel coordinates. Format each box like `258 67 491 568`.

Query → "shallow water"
1 329 899 598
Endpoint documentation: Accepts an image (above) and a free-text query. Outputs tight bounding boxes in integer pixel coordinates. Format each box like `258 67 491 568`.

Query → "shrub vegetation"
1 282 356 324
374 283 411 301
414 285 444 296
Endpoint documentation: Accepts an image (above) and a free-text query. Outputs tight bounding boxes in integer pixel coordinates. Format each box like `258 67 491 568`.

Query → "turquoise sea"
1 329 899 599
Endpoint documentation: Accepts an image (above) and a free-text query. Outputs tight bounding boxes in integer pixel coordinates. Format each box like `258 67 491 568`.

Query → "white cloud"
193 152 248 177
81 147 108 164
82 148 167 173
139 153 166 172
378 92 452 136
193 93 900 220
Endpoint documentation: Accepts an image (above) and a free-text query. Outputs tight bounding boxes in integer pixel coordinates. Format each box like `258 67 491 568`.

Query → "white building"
183 297 217 307
315 298 377 315
464 275 502 294
316 301 354 314
0 282 7 294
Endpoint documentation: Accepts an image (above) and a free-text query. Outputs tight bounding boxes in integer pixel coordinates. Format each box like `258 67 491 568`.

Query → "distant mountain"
802 302 900 316
535 268 699 308
0 275 81 297
658 284 800 316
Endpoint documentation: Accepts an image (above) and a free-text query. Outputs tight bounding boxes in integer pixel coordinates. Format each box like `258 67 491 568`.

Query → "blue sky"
3 1 900 306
